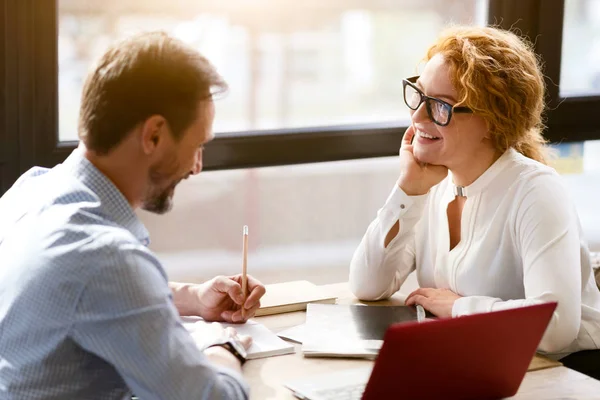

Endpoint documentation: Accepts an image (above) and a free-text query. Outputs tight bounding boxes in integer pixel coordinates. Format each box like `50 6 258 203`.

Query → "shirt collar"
62 148 150 246
448 147 516 198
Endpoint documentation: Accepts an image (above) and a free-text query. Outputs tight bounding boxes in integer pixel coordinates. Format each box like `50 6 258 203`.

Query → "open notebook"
181 316 295 360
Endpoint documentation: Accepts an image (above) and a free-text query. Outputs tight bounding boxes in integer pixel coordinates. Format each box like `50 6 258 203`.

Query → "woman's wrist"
397 179 429 196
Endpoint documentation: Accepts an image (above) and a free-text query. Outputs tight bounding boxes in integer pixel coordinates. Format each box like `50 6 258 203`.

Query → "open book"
256 280 337 316
302 303 433 359
182 316 295 360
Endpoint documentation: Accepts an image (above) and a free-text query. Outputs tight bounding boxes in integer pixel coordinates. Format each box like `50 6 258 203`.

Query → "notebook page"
182 317 295 360
277 323 307 344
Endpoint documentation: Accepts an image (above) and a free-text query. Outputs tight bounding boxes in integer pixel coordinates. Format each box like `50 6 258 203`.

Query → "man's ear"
140 115 168 155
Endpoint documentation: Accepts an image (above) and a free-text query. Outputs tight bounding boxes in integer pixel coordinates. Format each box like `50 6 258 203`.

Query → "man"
0 32 265 399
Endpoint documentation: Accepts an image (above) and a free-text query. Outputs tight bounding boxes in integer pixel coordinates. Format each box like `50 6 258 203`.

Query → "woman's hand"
405 287 461 318
397 125 448 196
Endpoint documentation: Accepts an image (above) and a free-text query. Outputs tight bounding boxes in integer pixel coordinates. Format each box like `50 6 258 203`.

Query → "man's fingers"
245 275 265 292
239 302 261 322
225 327 252 351
230 275 265 297
237 334 252 350
213 276 237 292
224 327 238 339
230 309 248 323
213 276 244 305
226 274 266 307
220 310 235 322
219 308 253 324
226 300 261 323
244 283 266 309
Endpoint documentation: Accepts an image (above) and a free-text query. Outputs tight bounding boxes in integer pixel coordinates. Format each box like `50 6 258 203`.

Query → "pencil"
241 225 248 319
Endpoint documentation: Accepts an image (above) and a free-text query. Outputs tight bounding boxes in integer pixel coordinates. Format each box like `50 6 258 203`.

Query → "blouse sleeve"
349 184 429 301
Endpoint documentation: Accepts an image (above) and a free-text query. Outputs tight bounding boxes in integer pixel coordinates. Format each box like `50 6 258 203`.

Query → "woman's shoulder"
503 149 574 206
505 148 562 184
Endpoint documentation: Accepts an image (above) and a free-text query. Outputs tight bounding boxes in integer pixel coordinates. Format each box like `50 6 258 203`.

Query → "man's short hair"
78 31 227 155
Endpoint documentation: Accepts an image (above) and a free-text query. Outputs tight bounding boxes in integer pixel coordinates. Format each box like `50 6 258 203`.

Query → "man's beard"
142 162 182 214
142 182 176 214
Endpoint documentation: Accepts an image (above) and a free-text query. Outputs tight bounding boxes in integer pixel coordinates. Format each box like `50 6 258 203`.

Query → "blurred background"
54 0 600 284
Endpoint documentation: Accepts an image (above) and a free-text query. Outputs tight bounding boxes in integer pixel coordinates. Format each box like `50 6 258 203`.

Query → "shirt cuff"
379 184 428 235
452 296 500 317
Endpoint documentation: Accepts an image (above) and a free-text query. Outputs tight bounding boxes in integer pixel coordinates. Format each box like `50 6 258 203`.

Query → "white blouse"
349 148 600 359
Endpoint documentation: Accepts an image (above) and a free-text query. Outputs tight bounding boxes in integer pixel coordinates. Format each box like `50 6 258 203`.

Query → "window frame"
488 0 600 143
1 0 599 194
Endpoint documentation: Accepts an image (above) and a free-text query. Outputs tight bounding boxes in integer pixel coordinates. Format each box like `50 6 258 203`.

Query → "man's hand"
189 322 252 373
405 287 461 318
187 321 252 351
172 275 266 323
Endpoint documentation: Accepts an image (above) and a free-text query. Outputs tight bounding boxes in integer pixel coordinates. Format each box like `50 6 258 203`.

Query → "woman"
349 25 600 379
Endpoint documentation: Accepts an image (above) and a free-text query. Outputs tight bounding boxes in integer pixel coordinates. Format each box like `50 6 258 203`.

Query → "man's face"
142 100 215 214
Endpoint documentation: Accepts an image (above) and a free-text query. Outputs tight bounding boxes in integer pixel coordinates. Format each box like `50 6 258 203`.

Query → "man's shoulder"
0 162 163 283
1 159 125 235
1 216 163 308
37 208 151 265
1 163 96 215
14 165 52 182
2 190 150 279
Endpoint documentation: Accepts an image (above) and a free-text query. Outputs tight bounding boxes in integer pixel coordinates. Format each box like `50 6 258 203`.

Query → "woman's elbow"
348 243 399 301
538 335 576 354
348 278 380 301
349 251 381 300
352 288 389 302
348 274 390 301
537 315 579 354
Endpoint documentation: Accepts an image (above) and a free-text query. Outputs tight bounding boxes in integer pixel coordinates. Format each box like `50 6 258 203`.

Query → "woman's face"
409 54 492 169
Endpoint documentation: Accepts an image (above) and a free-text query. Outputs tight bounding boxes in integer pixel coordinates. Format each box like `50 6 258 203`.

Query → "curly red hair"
425 26 548 164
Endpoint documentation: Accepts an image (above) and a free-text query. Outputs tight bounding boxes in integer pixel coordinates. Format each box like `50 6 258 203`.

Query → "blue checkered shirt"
0 149 249 399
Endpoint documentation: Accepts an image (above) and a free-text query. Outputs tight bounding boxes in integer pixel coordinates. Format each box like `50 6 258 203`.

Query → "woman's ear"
482 119 492 140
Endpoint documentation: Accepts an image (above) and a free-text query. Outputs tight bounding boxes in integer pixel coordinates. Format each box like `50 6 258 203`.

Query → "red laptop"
285 302 557 400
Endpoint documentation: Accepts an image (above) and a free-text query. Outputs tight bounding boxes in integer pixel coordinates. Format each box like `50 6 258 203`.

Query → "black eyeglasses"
402 76 472 126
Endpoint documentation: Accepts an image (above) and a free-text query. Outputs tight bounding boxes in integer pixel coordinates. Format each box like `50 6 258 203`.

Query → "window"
3 0 600 195
58 0 488 141
140 156 400 284
560 0 600 97
4 0 600 281
143 140 600 284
